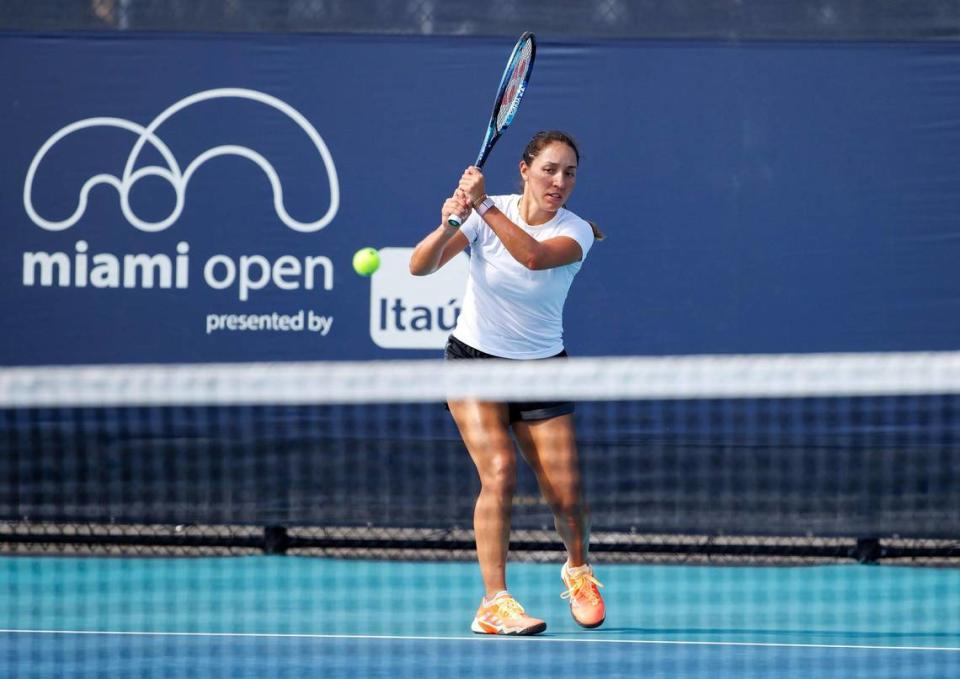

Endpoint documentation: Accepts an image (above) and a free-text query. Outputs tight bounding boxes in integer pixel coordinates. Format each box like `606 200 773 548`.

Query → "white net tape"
3 351 960 407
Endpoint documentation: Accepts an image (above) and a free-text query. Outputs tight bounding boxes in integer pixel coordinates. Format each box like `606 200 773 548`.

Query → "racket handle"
447 214 463 228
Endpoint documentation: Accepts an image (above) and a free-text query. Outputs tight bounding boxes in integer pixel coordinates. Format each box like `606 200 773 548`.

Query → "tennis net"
2 352 959 564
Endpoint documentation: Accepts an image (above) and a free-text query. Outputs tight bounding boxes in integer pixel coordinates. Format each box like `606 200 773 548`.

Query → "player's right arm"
409 191 471 276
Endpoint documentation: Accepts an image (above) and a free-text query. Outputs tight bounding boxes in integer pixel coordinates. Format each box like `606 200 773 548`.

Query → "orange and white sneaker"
471 591 547 636
561 562 605 628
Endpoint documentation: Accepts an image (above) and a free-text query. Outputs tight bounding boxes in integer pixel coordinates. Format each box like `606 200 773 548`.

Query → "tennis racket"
447 32 536 227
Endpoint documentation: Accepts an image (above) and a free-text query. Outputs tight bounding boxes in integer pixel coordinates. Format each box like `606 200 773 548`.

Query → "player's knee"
481 455 517 495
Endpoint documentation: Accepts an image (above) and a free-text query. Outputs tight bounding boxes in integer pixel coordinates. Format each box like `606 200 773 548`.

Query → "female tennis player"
410 130 605 635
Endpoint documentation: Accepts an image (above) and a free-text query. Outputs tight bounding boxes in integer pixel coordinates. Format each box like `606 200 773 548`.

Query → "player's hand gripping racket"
447 32 536 227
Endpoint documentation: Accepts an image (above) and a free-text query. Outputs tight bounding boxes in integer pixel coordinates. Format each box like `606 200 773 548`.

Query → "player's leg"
514 412 605 628
513 413 589 563
448 399 546 635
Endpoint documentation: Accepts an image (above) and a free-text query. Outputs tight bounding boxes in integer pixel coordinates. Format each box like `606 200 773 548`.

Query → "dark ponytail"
587 220 604 241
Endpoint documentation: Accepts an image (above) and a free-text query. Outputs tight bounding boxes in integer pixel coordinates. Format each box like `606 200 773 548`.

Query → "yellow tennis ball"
352 247 381 276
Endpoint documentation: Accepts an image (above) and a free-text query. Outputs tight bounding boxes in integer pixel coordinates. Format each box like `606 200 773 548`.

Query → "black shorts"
443 334 575 423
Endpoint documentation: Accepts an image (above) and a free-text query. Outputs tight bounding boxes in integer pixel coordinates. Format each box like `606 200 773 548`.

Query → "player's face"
521 142 578 216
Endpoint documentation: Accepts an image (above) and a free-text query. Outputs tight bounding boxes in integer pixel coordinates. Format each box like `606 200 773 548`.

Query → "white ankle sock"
484 590 509 604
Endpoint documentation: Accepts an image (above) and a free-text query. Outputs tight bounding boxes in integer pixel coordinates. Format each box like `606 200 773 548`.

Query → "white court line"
0 629 958 653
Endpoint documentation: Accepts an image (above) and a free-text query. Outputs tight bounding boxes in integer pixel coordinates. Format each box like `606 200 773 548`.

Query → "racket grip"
447 214 463 228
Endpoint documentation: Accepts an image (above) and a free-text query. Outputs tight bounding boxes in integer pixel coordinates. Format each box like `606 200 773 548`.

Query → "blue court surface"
3 556 960 677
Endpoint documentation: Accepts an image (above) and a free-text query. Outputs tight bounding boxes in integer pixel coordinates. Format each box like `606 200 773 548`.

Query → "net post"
854 537 882 564
263 525 290 555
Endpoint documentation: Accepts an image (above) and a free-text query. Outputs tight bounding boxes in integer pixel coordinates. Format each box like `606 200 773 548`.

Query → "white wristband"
475 196 495 216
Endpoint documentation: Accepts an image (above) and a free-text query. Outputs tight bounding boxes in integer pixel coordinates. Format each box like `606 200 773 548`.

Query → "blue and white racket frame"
448 32 537 227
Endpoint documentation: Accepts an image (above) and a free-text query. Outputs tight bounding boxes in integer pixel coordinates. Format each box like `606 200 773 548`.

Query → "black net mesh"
2 358 959 564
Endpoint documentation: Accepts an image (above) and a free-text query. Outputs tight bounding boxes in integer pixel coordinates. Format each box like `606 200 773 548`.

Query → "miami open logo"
24 87 339 233
21 88 340 303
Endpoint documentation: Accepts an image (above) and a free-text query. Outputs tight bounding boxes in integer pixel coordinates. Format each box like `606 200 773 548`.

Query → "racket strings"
495 40 534 131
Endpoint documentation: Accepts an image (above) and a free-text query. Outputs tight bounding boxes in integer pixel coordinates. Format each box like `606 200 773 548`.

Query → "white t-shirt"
452 194 595 359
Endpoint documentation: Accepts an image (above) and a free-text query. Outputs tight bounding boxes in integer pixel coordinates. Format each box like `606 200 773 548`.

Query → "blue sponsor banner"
1 33 959 365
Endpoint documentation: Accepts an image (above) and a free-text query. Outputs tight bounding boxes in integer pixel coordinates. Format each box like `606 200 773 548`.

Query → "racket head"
493 32 536 132
475 32 536 167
